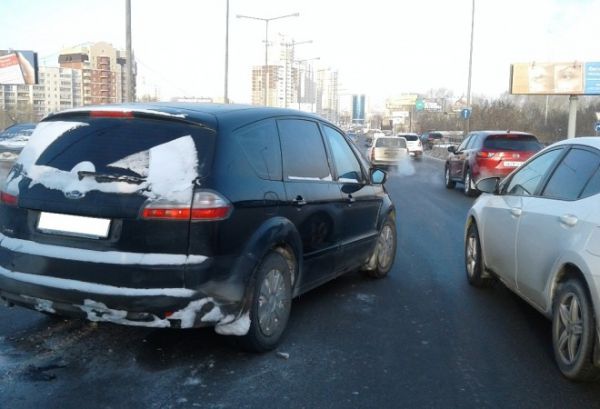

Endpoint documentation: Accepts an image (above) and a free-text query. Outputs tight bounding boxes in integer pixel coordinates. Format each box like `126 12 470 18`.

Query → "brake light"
90 111 134 118
141 191 231 221
142 206 190 220
0 191 17 206
476 151 496 158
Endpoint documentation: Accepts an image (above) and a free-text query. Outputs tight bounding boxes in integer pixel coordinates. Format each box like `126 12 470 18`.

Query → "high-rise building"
58 42 135 105
316 69 339 123
0 83 46 123
39 66 83 115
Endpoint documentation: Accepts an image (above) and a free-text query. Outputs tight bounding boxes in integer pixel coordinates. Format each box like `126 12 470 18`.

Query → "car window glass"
375 137 406 148
542 148 600 200
323 125 364 183
278 119 332 181
466 134 479 149
457 135 471 151
483 134 542 151
35 117 215 178
581 165 600 198
505 149 563 196
234 120 282 181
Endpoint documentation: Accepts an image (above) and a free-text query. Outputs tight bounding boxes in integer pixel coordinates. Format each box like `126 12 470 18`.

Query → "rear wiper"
77 171 145 185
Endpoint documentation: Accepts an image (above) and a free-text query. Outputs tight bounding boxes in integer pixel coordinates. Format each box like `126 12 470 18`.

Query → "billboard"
510 61 600 95
352 95 366 123
0 50 39 85
386 94 418 109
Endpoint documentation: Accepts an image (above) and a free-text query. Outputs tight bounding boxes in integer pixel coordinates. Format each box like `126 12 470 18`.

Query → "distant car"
368 136 408 167
398 133 423 159
0 123 36 160
420 131 443 150
0 123 36 183
466 137 600 381
0 104 396 352
445 131 543 196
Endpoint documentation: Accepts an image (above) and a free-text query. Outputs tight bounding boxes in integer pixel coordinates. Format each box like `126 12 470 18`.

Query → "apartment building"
58 42 135 105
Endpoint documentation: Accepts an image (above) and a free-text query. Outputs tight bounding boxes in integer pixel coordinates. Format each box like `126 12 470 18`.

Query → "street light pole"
125 0 133 103
224 0 229 104
466 0 475 134
237 13 299 106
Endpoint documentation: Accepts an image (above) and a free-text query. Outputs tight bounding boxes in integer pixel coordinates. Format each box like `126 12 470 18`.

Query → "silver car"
466 137 600 381
367 136 408 167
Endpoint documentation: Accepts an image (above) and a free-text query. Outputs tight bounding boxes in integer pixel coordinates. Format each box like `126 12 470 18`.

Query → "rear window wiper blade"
77 171 145 185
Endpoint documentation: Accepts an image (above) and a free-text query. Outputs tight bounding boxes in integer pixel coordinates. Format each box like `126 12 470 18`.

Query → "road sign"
415 99 425 111
461 108 472 120
595 121 600 133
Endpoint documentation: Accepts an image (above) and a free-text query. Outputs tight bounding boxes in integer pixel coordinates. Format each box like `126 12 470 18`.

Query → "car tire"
552 279 600 381
463 168 476 197
239 250 293 352
465 222 490 287
445 166 456 189
363 215 397 278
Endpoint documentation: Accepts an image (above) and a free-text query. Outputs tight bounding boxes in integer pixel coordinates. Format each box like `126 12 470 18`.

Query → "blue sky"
2 0 600 105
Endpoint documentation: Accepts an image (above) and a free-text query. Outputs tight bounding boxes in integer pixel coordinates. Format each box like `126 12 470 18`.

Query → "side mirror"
371 168 387 184
447 146 457 154
476 177 500 194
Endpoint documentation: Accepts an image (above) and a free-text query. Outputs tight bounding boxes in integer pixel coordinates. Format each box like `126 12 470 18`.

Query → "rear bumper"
0 266 243 329
0 234 249 330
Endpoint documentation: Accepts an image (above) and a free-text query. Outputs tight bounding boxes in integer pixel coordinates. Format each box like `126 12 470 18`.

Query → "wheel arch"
550 262 596 317
232 217 303 312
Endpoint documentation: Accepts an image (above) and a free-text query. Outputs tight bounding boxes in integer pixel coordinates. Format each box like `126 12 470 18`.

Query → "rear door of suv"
0 111 215 289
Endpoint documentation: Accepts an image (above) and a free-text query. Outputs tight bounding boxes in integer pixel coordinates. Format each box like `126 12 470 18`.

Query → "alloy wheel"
257 269 288 337
466 234 477 278
377 224 395 270
556 292 584 365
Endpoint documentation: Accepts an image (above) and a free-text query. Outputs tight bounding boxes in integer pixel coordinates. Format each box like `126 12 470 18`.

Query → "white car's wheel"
552 279 600 381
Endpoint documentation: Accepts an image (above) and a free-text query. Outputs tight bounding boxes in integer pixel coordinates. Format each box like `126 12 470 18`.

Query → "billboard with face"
0 50 39 85
510 61 599 95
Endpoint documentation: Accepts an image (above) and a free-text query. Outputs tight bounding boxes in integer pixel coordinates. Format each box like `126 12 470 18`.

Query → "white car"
466 137 600 381
367 136 408 167
398 133 423 159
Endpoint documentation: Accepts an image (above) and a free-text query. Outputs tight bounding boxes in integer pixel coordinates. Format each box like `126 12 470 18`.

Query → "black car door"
277 119 345 291
321 124 382 272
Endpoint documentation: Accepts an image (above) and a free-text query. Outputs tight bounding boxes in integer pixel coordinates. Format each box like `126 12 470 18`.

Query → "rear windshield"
375 137 407 148
401 134 419 141
34 117 215 177
483 134 542 152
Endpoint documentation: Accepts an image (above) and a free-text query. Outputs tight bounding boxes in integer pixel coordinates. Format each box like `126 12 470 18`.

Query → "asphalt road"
2 155 600 409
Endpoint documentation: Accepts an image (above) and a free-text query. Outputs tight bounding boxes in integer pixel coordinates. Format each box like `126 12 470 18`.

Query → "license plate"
503 161 523 167
37 212 111 239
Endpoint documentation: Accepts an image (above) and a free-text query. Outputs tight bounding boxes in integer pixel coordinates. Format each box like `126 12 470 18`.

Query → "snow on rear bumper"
0 266 250 334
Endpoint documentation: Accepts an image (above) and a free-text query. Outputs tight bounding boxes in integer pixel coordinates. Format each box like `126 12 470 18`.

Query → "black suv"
0 103 396 351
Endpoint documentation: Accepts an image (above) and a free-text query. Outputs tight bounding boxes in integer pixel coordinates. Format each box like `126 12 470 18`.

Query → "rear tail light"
190 191 231 220
141 191 231 221
476 151 496 158
0 191 18 206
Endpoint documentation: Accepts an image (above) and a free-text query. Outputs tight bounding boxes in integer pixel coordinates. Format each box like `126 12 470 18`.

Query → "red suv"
444 131 543 196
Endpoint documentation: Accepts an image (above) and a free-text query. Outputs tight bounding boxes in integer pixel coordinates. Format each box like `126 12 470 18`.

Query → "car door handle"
292 196 306 206
560 214 578 227
510 208 522 217
347 194 355 203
